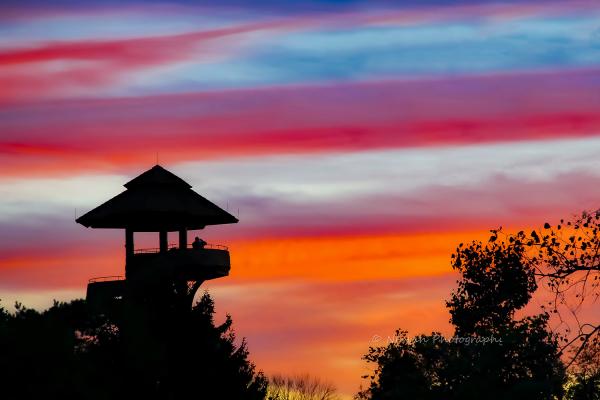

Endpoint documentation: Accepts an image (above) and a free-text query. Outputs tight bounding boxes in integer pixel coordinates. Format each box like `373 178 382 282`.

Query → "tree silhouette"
267 374 340 400
564 342 600 399
507 211 600 366
447 238 537 335
0 292 267 399
358 237 565 400
0 299 90 398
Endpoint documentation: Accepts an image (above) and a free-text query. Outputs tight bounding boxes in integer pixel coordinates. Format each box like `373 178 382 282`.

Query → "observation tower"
76 165 238 309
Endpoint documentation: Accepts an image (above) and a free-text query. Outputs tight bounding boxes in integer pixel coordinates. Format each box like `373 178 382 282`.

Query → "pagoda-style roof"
76 165 238 231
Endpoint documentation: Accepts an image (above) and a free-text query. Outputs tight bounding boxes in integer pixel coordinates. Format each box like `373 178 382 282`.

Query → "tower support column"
125 229 134 259
179 229 187 249
159 231 168 253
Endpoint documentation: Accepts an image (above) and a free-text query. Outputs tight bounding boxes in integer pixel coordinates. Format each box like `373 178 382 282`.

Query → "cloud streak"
2 1 600 103
3 165 600 289
2 68 600 178
0 19 298 102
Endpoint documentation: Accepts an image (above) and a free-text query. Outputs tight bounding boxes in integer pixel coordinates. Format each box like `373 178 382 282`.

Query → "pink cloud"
1 68 600 178
0 19 296 102
2 0 599 106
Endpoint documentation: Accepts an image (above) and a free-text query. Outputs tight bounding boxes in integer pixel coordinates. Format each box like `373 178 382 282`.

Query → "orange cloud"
0 230 490 290
204 276 455 397
228 231 490 281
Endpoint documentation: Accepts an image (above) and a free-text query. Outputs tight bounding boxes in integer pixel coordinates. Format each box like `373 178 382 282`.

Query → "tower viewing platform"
126 242 231 283
76 165 238 309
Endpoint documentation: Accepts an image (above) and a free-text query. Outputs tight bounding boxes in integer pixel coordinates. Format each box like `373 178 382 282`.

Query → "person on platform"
192 236 207 249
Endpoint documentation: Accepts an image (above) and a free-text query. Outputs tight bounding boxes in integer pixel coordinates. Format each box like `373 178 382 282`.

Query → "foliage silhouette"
564 342 600 399
267 374 340 400
358 237 565 400
0 292 267 400
499 211 600 366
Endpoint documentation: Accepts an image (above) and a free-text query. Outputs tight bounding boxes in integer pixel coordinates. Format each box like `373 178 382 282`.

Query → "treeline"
0 293 267 399
358 211 600 400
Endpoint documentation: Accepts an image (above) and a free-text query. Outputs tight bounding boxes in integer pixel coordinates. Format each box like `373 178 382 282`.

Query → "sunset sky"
2 0 600 397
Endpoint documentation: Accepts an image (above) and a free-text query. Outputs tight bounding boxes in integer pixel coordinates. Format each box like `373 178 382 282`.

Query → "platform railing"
88 275 125 284
133 243 228 254
201 243 229 251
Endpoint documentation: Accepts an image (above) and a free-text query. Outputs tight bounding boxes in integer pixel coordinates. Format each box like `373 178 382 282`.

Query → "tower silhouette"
76 165 238 310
